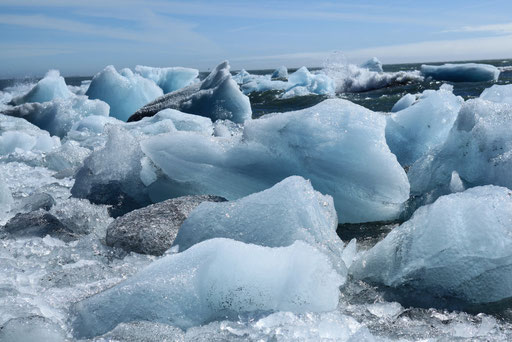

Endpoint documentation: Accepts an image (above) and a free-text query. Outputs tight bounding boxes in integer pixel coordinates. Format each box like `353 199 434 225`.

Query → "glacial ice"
3 94 110 138
134 65 199 93
271 65 288 79
174 176 346 273
480 84 512 104
385 86 464 166
360 57 383 72
86 65 163 121
71 238 343 338
391 93 417 112
351 185 512 308
421 63 500 82
286 66 335 96
11 70 73 105
408 93 512 196
130 61 252 123
139 99 410 223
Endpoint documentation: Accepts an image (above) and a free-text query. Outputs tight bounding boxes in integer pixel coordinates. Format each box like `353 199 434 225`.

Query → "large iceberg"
139 99 410 223
129 61 252 124
71 238 343 338
386 85 464 166
86 65 163 121
11 70 73 105
134 65 198 93
351 186 512 309
408 88 512 196
421 63 500 82
174 176 346 272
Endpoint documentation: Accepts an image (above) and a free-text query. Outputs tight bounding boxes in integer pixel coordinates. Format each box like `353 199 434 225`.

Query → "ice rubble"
134 65 199 93
385 85 464 166
351 185 512 308
71 238 343 338
360 57 383 72
11 70 73 105
129 99 410 223
421 63 500 82
174 176 346 272
86 65 163 121
129 61 252 124
408 87 512 196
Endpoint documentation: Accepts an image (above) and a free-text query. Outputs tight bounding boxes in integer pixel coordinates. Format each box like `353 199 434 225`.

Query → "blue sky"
1 0 512 77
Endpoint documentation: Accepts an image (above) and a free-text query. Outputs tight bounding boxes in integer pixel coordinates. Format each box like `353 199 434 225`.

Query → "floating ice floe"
71 238 343 338
129 61 252 124
134 65 199 93
360 57 383 72
386 85 464 166
174 176 346 273
86 65 163 121
421 63 500 82
11 70 73 105
351 185 512 309
408 87 512 196
271 65 288 79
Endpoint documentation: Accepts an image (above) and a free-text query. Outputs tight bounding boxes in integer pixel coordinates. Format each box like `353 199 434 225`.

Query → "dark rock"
20 192 56 212
2 210 78 242
87 181 145 218
106 195 226 255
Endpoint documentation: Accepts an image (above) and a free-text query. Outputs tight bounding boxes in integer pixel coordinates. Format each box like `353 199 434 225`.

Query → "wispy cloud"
447 22 512 34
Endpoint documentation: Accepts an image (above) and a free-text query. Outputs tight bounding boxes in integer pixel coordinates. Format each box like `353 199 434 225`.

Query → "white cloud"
449 22 512 34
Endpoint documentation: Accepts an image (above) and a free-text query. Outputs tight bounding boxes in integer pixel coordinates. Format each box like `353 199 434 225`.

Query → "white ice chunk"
480 84 512 105
360 57 383 72
286 67 335 96
271 66 288 79
140 99 410 223
351 185 512 306
134 65 199 93
86 65 163 121
391 93 417 112
174 176 346 273
71 239 343 338
12 70 73 105
386 87 464 166
449 171 465 193
421 63 500 82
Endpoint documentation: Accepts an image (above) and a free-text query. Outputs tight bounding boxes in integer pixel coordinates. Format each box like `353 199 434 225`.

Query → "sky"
1 0 512 77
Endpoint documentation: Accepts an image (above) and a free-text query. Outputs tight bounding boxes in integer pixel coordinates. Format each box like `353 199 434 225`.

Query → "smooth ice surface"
130 61 251 123
140 99 410 223
351 186 512 306
3 95 109 138
134 65 199 93
86 65 163 121
360 57 383 72
391 93 417 112
72 239 343 338
408 94 512 196
12 70 73 105
174 176 346 272
480 84 512 104
421 63 500 82
386 86 464 166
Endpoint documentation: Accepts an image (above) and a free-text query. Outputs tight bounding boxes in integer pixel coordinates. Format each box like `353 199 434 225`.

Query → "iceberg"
134 65 198 93
129 61 252 124
11 70 73 105
351 186 512 308
479 84 512 104
408 92 512 196
360 57 383 72
286 66 335 95
385 86 464 166
2 95 109 138
139 99 409 223
232 69 252 84
271 65 288 79
71 238 343 338
421 63 500 82
86 65 163 121
173 176 346 272
391 93 417 112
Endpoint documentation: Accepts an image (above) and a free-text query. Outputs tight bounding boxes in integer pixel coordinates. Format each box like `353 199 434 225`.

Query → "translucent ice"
71 239 343 338
351 186 512 307
12 70 73 105
86 65 163 121
129 61 251 124
286 66 335 96
386 86 464 166
271 65 288 79
391 93 417 112
141 99 410 223
360 57 383 72
421 63 500 82
174 176 345 272
480 84 512 104
134 65 199 93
